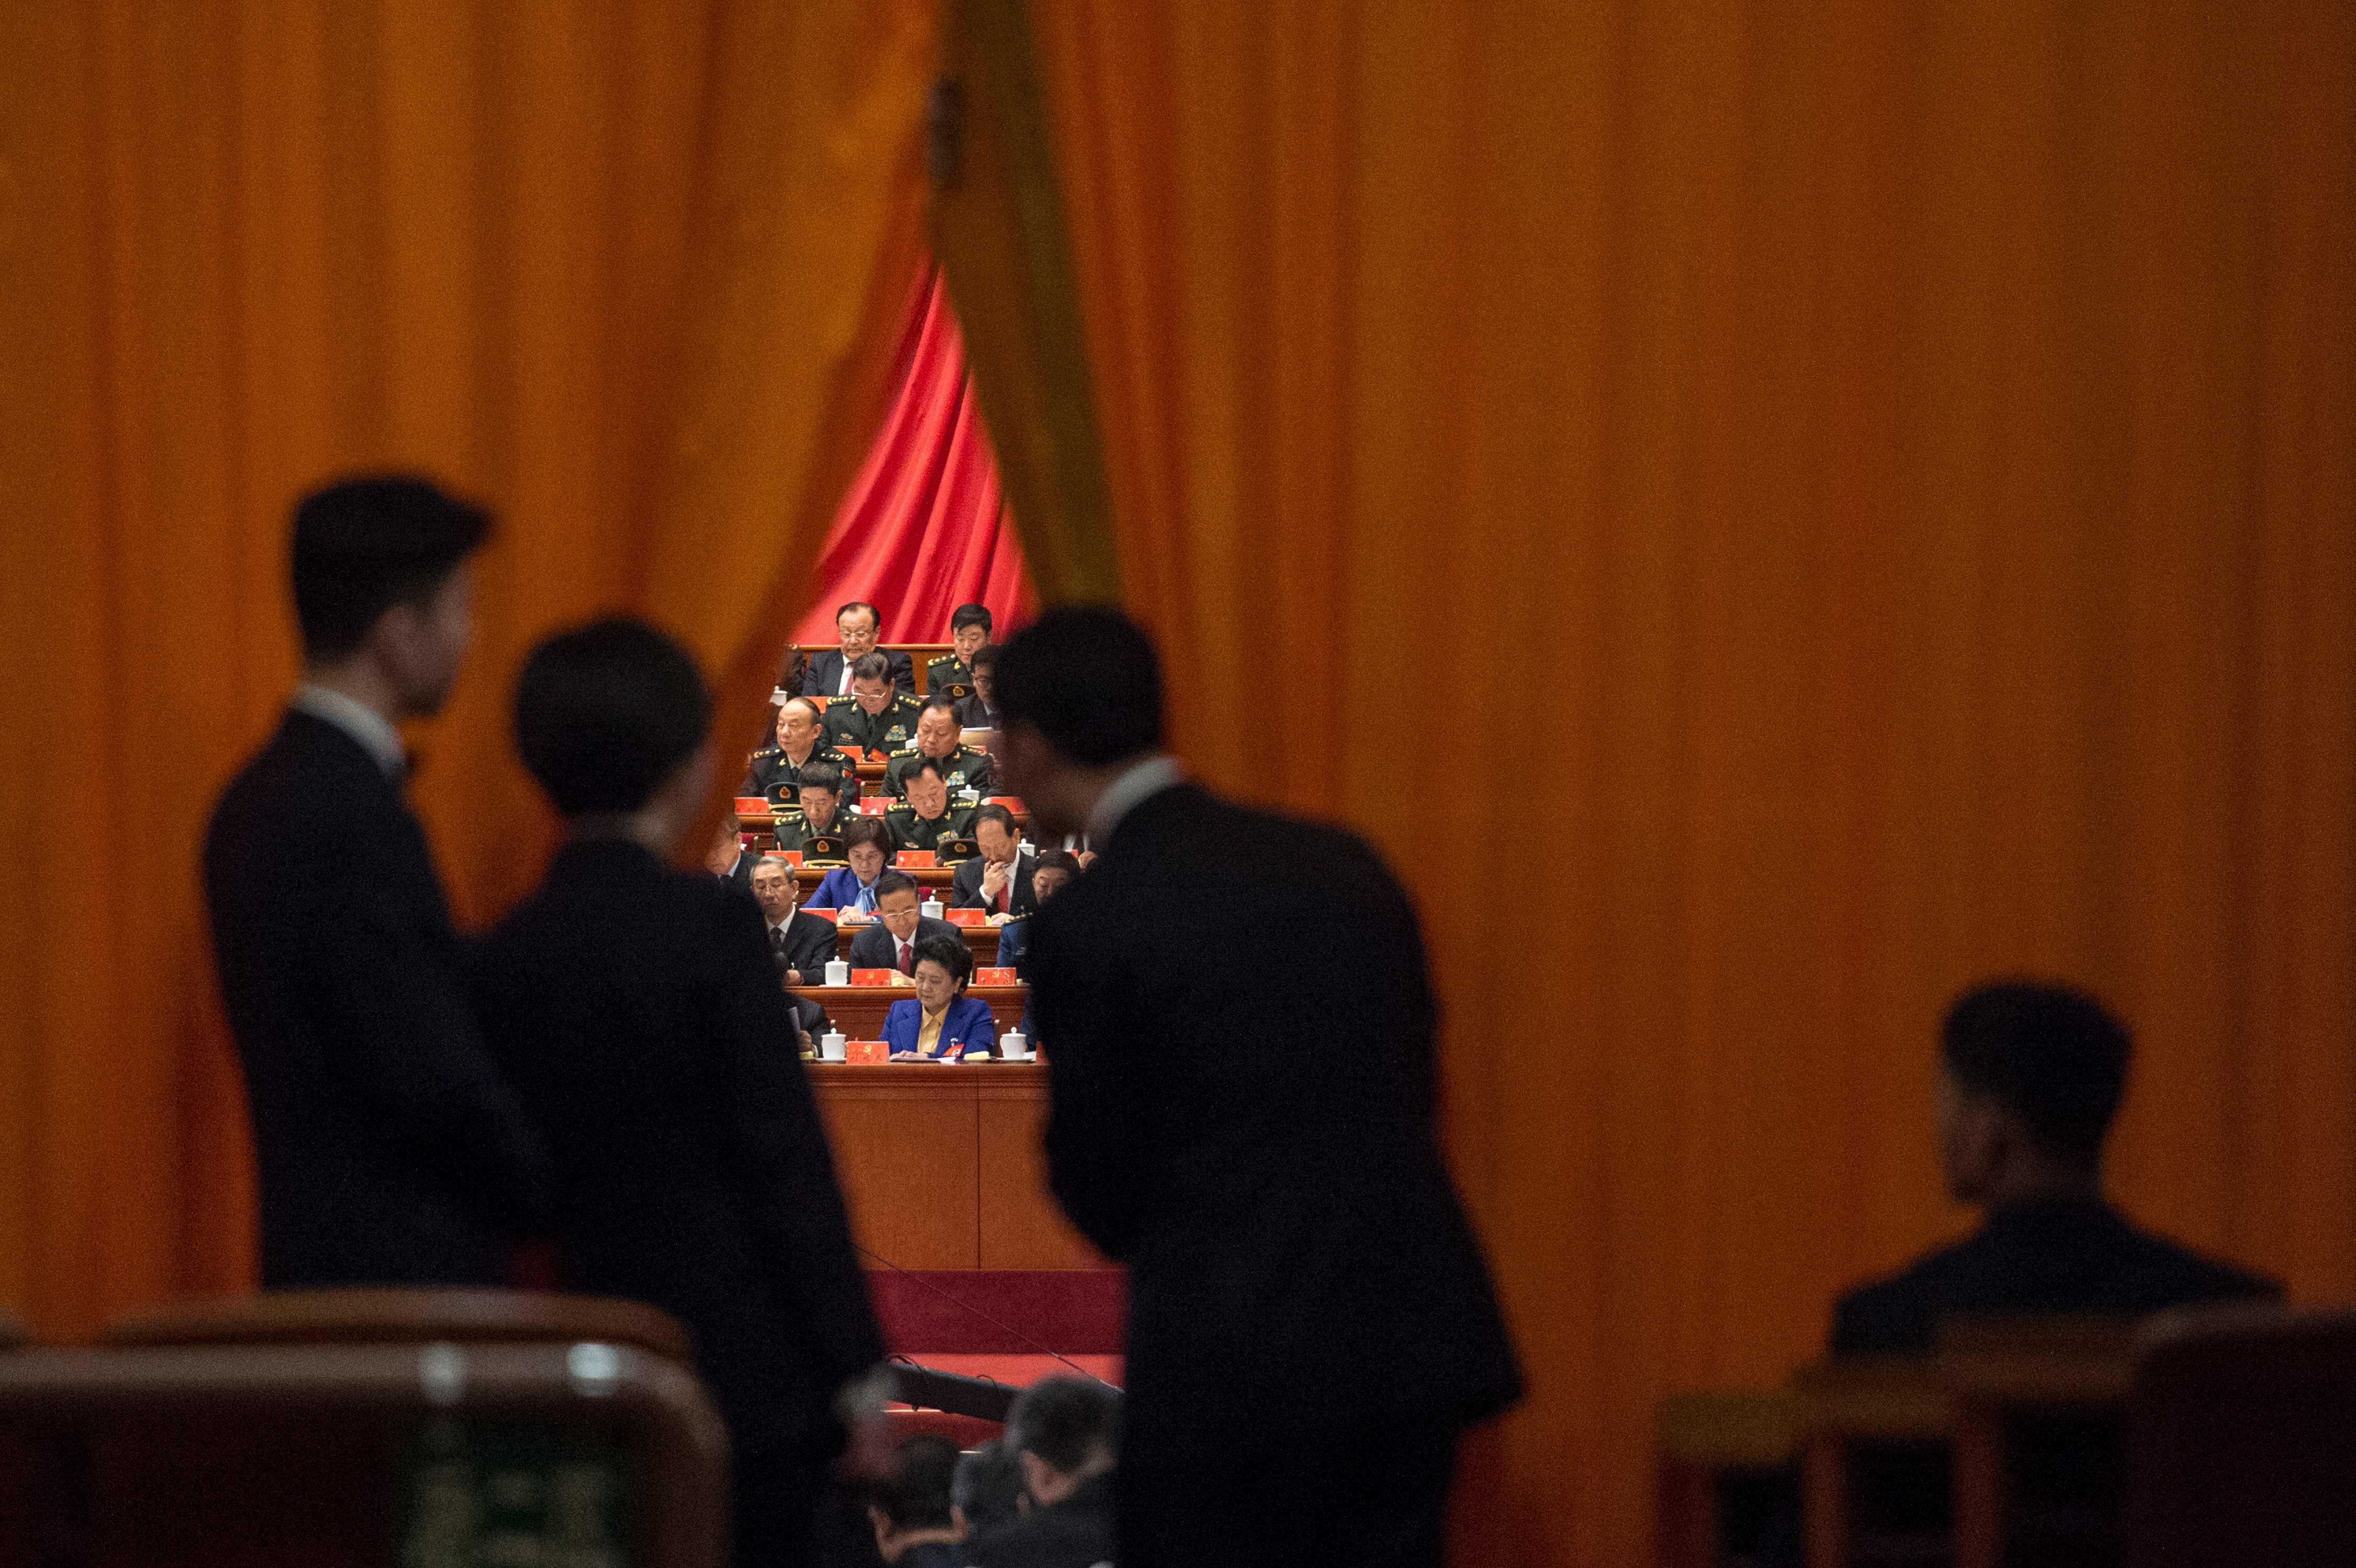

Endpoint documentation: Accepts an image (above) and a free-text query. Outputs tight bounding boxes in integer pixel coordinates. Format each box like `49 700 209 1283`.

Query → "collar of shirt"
292 682 406 780
837 655 856 694
1088 754 1185 846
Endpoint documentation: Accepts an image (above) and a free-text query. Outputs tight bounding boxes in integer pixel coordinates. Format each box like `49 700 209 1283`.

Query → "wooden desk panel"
977 1076 1103 1270
811 1072 980 1270
794 984 1028 1039
808 1064 1109 1276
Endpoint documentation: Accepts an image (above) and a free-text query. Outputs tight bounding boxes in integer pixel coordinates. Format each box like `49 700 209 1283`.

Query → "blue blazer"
805 866 882 913
882 993 998 1059
993 916 1032 979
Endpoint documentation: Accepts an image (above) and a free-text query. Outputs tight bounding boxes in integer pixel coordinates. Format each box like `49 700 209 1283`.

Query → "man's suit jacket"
800 646 914 696
470 838 884 1476
951 851 1037 916
846 915 963 972
993 915 1033 980
718 849 754 892
203 708 550 1287
965 1474 1117 1568
764 909 839 985
1832 1198 2280 1355
881 993 999 1058
1029 782 1521 1461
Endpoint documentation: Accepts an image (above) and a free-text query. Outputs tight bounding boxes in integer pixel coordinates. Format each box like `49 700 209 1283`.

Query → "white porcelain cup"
919 897 944 920
1000 1030 1029 1060
819 1031 847 1062
823 959 850 987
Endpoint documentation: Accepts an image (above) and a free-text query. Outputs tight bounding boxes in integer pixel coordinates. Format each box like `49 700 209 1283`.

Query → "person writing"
805 818 896 915
883 937 998 1060
470 617 888 1564
846 872 961 975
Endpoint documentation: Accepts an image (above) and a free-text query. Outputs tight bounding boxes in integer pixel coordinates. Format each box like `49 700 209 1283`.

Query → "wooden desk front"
808 1063 1101 1272
793 983 1029 1039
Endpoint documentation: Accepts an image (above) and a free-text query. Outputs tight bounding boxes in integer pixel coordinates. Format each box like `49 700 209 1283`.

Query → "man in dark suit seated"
204 475 549 1288
802 599 914 696
1833 980 2281 1354
823 653 926 757
994 607 1522 1568
750 851 837 1010
472 618 890 1566
846 871 960 975
965 1376 1121 1568
956 643 1005 730
950 804 1035 916
992 849 1080 984
706 810 755 891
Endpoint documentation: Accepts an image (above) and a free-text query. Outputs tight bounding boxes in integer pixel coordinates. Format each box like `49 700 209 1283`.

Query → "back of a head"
1005 1375 1121 1476
994 607 1163 766
1942 980 2131 1170
952 1441 1025 1535
872 1434 959 1531
291 474 491 664
514 618 712 816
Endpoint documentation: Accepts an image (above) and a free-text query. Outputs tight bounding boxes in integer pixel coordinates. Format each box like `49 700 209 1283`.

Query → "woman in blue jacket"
883 935 998 1060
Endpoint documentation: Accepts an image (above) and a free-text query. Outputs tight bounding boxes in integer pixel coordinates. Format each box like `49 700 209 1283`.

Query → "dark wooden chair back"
106 1288 695 1364
2125 1303 2356 1567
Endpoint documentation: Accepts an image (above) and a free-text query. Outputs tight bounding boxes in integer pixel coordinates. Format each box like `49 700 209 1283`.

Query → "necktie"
997 874 1010 915
898 940 915 975
770 926 786 955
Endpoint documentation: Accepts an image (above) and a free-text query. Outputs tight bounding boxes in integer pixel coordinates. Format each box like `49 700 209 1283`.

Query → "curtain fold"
788 267 1039 647
0 0 938 1338
984 2 2356 1562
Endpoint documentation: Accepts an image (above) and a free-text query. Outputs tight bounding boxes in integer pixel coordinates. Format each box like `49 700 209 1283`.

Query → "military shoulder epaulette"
751 746 781 759
890 744 919 757
774 806 808 821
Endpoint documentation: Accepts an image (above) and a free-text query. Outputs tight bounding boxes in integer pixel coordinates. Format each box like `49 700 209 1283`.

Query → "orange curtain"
1008 2 2356 1562
0 0 938 1339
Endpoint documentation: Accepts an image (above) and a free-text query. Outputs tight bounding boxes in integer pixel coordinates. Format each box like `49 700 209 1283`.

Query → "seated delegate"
992 849 1081 984
847 872 962 974
883 935 998 1060
804 818 897 916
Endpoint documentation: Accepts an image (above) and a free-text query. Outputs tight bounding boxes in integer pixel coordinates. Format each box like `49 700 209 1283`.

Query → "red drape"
791 267 1036 645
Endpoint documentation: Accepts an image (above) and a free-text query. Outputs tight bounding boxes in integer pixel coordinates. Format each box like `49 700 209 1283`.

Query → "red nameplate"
806 906 838 922
985 796 1025 813
944 908 985 927
846 1038 886 1063
898 850 937 868
733 797 769 816
858 797 890 816
833 741 858 759
811 696 832 713
849 968 898 986
974 967 1017 986
780 850 804 866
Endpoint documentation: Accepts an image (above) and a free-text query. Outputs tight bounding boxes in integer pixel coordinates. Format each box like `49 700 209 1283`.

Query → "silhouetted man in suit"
801 599 914 695
472 619 888 1566
204 475 548 1288
965 1376 1121 1568
996 607 1522 1568
1832 980 2279 1354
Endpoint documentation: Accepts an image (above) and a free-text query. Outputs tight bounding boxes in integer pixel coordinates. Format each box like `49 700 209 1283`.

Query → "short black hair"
919 694 960 721
798 762 843 795
845 818 895 858
514 618 712 816
1033 849 1083 880
871 868 918 903
914 933 973 987
1005 1375 1121 1476
994 607 1163 766
1941 981 2131 1170
952 1442 1024 1534
902 754 949 786
871 1434 958 1531
851 651 892 684
970 642 999 671
973 803 1017 837
837 600 880 630
951 603 994 636
291 475 492 664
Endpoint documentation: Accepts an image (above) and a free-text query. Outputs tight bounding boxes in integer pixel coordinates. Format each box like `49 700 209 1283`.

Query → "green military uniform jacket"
770 808 852 863
885 802 977 855
741 743 857 804
925 653 978 704
883 744 996 802
822 691 924 757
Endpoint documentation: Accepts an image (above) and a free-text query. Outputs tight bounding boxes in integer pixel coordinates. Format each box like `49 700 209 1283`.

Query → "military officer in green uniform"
924 602 994 703
741 695 857 805
883 697 996 800
770 772 854 862
883 755 977 855
821 652 924 757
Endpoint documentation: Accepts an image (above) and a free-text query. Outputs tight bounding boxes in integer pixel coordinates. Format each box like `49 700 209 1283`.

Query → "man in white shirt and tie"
847 872 960 975
949 805 1037 919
